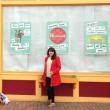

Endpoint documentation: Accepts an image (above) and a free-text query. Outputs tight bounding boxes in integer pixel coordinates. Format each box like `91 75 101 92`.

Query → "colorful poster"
47 21 69 54
85 21 108 54
10 22 31 54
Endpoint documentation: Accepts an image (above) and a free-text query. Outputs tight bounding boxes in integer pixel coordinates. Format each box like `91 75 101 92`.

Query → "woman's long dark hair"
47 47 57 60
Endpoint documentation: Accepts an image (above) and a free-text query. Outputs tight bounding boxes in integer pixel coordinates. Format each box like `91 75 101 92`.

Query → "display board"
47 21 69 54
85 21 108 55
3 6 110 72
10 22 31 54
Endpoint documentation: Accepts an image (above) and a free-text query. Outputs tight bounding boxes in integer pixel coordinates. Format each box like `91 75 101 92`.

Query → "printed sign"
47 21 69 54
85 21 108 54
10 22 31 54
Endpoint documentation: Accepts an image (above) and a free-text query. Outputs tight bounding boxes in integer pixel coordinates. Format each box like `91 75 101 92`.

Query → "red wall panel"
42 83 73 96
2 80 36 95
79 82 110 97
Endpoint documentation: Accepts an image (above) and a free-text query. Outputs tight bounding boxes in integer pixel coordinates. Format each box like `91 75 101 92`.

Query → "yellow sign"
89 35 105 43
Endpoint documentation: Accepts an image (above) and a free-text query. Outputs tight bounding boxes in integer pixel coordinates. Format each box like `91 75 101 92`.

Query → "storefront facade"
0 0 110 102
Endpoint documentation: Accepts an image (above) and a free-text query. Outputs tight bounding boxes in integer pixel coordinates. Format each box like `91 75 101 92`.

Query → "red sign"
50 27 66 44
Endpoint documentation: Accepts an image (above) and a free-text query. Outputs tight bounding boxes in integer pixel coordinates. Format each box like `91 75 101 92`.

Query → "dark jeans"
46 77 55 103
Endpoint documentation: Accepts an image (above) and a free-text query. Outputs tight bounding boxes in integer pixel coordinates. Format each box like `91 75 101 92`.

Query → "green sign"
47 21 69 54
10 22 31 54
85 21 108 54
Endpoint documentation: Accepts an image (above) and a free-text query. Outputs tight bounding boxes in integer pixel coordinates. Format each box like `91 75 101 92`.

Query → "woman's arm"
52 56 61 75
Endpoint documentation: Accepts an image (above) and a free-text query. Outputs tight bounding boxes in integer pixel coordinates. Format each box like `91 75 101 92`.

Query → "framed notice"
85 21 108 55
10 22 31 54
47 21 69 54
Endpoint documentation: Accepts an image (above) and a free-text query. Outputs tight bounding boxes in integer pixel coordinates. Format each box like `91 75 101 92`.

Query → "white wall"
3 6 110 72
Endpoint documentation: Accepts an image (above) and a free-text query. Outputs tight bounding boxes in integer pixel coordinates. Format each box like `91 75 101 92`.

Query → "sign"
10 22 31 54
47 21 69 54
85 21 108 54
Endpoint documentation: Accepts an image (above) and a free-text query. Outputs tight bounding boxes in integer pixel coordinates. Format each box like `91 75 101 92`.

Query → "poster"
10 22 31 54
47 21 69 54
85 21 108 54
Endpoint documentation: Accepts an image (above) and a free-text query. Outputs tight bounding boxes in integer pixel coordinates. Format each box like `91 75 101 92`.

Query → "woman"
42 47 61 107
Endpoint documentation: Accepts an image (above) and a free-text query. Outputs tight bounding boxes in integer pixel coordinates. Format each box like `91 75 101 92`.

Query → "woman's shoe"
48 103 55 107
47 100 51 105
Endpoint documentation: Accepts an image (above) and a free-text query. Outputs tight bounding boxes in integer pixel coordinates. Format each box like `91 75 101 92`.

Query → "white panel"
3 6 110 72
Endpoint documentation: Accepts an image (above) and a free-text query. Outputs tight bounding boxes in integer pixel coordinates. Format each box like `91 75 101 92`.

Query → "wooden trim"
38 77 78 89
61 77 78 84
55 97 110 102
43 77 78 84
73 81 79 98
0 72 110 76
0 72 110 79
6 95 110 102
1 0 36 1
0 3 2 73
7 95 38 101
0 78 2 92
1 0 110 6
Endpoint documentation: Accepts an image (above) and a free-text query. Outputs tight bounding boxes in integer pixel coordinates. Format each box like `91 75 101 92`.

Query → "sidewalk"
0 101 110 110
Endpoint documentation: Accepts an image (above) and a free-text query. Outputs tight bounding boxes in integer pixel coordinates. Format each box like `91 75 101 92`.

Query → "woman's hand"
51 71 53 75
